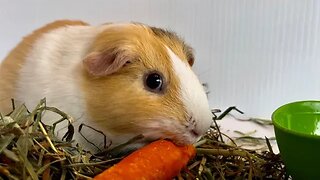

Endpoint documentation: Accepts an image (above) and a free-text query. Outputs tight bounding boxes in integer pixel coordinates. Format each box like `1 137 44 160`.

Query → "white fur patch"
166 47 212 137
16 26 99 122
15 24 119 152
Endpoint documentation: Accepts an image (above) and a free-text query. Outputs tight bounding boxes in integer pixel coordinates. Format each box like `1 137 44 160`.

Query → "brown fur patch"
0 20 88 114
81 24 190 135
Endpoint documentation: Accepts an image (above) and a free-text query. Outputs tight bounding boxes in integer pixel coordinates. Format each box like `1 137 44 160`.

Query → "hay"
0 99 287 180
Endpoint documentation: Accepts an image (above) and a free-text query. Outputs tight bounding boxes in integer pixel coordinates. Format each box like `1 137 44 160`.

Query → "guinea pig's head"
81 23 212 147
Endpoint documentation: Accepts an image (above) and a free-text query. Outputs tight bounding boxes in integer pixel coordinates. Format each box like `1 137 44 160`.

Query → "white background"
1 1 319 146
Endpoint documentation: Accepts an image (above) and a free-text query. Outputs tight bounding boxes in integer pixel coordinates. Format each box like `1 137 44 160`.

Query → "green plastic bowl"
272 101 320 179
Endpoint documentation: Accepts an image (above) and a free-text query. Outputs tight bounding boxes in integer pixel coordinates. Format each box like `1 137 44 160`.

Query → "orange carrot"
94 139 196 180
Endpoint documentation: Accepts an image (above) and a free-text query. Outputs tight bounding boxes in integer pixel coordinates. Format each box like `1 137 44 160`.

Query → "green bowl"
272 101 320 179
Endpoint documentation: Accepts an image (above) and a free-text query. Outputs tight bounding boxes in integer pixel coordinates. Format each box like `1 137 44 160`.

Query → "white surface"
1 1 320 143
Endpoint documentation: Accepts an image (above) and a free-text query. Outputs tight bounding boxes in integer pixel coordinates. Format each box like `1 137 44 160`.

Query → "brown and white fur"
0 20 212 152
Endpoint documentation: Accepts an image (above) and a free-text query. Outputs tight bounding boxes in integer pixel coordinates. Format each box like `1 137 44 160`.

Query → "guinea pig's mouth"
140 117 209 146
142 125 201 146
166 133 200 146
190 129 200 137
143 134 198 146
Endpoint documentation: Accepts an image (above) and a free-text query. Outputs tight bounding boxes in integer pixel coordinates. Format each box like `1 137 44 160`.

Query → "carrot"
94 139 196 180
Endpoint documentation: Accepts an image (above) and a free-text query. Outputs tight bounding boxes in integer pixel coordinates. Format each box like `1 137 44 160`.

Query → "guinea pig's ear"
83 50 130 77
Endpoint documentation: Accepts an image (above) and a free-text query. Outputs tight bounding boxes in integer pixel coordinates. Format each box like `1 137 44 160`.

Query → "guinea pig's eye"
144 72 164 93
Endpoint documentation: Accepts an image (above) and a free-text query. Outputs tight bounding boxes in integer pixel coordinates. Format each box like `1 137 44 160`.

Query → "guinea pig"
0 20 212 152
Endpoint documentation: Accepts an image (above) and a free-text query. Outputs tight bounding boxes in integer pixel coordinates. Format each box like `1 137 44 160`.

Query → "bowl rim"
272 100 320 139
